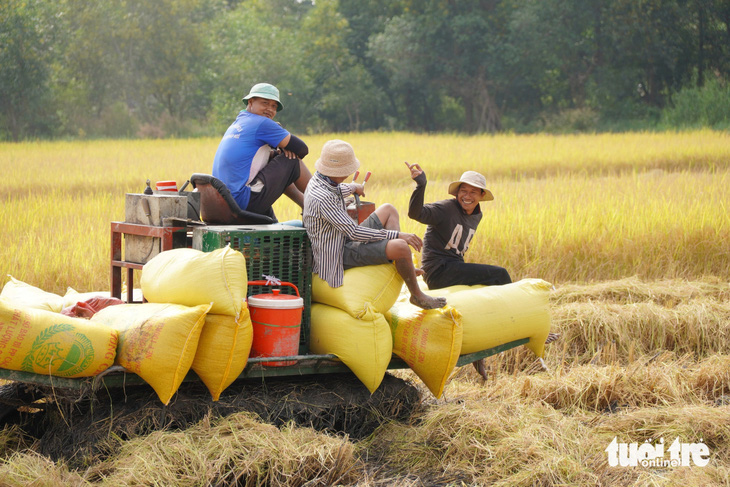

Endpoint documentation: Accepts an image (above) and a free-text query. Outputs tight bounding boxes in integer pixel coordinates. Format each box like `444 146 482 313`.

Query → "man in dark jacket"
407 162 558 379
406 162 511 290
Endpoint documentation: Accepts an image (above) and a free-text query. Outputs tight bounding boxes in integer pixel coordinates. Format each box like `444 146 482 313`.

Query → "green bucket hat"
242 83 284 112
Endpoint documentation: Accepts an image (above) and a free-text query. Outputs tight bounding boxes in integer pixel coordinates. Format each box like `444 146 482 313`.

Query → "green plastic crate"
192 224 312 351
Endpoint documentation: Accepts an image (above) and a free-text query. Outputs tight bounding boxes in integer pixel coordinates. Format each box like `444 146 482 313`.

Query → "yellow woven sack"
309 303 392 393
1 276 65 313
192 303 253 401
141 246 247 317
91 302 210 405
0 298 118 378
312 264 403 318
444 278 552 357
385 304 462 398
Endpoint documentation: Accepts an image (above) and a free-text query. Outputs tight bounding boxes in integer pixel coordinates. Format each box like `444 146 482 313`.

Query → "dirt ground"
1 372 421 469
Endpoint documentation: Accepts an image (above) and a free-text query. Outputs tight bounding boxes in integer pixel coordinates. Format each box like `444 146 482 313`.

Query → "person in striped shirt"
303 139 446 310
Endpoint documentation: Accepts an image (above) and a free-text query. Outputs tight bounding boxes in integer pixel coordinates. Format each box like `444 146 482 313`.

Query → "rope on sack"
218 246 238 320
262 274 281 286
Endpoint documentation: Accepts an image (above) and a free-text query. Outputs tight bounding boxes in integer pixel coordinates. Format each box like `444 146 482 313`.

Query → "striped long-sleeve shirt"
303 172 399 288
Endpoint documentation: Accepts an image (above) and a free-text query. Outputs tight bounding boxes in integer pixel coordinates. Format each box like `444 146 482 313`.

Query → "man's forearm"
408 172 428 220
284 134 309 159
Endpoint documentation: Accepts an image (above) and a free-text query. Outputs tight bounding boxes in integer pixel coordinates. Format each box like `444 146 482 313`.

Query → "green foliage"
541 108 601 134
1 0 729 139
369 1 509 133
661 77 730 129
300 0 382 132
204 1 311 134
0 0 57 140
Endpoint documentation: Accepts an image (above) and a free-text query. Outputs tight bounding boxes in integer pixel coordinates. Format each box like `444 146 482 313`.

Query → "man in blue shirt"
212 83 311 220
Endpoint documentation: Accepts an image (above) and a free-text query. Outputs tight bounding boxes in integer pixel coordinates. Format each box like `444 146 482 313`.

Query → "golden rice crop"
1 131 728 294
551 275 730 305
551 298 730 361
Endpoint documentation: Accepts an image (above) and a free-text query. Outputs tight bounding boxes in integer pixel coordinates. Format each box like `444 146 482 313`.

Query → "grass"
1 131 729 485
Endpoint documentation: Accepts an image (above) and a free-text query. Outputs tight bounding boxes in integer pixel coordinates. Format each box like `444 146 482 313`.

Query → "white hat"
448 171 494 201
315 140 361 177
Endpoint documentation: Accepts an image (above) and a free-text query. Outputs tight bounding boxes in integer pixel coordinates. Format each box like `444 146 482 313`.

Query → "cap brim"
242 94 283 112
448 181 493 201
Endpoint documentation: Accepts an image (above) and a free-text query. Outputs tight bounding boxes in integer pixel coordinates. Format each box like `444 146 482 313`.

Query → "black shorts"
246 153 301 216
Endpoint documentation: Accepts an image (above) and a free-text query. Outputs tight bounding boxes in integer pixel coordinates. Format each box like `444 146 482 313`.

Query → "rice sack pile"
192 303 253 401
310 264 403 392
309 303 392 393
1 276 66 313
141 246 247 317
139 246 253 401
312 263 403 318
0 298 118 378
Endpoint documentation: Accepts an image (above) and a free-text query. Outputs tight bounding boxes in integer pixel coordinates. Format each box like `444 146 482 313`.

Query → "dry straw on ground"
91 413 360 486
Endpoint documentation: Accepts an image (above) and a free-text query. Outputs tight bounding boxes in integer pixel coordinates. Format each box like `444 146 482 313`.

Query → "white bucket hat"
448 171 494 201
315 140 361 177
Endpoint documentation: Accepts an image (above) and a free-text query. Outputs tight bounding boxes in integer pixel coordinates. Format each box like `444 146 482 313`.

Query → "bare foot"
545 332 560 344
415 267 425 277
473 359 488 381
410 293 446 310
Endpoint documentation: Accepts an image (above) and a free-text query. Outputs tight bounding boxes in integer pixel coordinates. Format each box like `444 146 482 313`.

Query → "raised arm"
406 161 431 223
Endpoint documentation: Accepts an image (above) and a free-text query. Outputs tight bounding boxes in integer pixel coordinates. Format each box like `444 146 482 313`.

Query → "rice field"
1 130 730 485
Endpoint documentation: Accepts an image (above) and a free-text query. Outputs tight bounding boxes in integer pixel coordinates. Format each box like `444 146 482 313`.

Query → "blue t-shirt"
212 110 290 210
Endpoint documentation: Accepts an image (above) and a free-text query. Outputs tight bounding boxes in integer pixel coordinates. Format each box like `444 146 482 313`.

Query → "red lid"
248 289 303 309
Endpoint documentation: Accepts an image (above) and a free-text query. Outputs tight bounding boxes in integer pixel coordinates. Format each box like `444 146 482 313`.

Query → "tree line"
2 0 729 141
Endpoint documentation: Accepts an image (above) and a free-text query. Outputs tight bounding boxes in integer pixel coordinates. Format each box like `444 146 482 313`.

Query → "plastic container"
247 281 303 366
156 180 178 192
194 225 313 344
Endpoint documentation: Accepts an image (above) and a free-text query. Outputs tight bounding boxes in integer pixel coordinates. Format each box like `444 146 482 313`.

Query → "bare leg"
387 240 445 310
283 160 312 209
284 184 304 208
295 159 312 193
373 204 400 231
